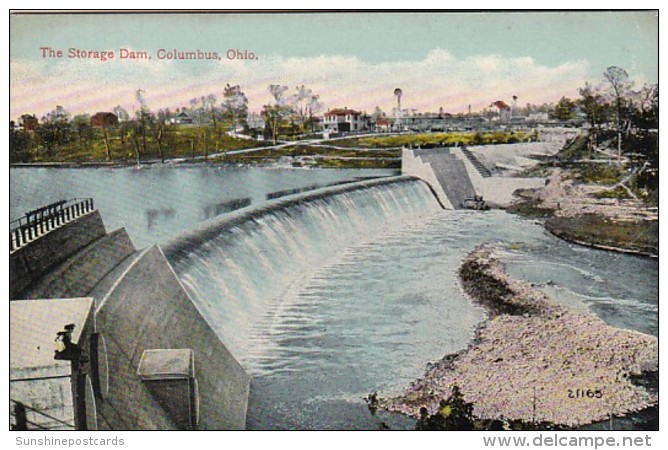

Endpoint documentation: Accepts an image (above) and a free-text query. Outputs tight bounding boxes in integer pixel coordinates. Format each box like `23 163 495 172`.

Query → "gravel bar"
379 245 658 427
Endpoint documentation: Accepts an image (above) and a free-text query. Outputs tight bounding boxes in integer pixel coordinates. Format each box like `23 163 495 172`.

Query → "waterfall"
163 176 440 369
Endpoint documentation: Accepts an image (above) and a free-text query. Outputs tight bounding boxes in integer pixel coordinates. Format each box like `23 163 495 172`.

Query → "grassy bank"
328 130 534 149
508 132 658 257
545 215 658 257
21 126 272 163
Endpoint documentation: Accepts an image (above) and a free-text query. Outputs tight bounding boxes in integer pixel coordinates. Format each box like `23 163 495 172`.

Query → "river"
10 166 658 430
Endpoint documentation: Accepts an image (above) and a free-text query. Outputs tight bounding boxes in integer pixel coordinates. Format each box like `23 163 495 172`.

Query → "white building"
322 108 366 133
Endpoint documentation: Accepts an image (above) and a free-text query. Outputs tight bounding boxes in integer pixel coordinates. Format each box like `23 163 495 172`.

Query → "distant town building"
374 119 391 132
322 108 366 133
491 101 512 122
404 112 448 132
174 111 193 125
246 113 265 130
90 112 119 129
526 112 550 123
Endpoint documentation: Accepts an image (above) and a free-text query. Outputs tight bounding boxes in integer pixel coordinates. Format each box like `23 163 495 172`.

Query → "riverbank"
508 167 658 257
379 244 658 428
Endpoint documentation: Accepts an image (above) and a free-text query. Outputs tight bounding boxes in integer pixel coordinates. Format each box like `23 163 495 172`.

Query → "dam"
9 165 658 430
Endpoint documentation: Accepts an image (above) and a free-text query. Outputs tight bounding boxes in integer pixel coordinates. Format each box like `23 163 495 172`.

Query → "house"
322 108 366 133
246 112 265 130
90 112 119 129
173 111 193 125
491 101 512 122
374 119 391 132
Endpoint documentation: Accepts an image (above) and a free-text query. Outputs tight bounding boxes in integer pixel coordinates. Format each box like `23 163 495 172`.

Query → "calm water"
10 166 396 249
10 167 658 430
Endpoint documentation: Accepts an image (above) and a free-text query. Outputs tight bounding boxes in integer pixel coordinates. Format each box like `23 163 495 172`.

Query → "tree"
10 121 32 163
221 84 248 133
71 114 93 144
151 109 171 162
113 105 131 148
604 66 634 163
264 84 292 143
552 97 577 121
578 82 610 151
135 89 150 154
37 106 71 158
371 106 385 122
631 83 658 130
289 85 319 132
188 97 205 125
201 94 219 128
305 94 323 133
261 104 288 144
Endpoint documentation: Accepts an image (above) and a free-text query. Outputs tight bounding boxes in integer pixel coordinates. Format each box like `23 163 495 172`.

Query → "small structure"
137 349 199 430
10 298 102 430
90 112 119 129
246 112 265 130
322 107 366 133
172 110 193 125
491 101 512 122
375 119 391 132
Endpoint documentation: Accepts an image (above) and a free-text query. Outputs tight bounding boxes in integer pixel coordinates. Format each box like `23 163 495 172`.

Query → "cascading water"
162 174 657 430
163 176 442 372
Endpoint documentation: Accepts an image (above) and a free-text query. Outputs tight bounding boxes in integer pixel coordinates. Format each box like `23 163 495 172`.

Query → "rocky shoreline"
379 244 658 428
508 168 658 258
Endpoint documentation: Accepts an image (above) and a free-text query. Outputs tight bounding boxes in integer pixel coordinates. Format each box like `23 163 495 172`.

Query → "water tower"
393 88 402 131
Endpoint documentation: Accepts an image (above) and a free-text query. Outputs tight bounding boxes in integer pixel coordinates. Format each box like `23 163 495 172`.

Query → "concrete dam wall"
11 176 442 429
402 145 551 208
94 246 250 430
10 210 108 299
10 208 250 430
401 148 477 209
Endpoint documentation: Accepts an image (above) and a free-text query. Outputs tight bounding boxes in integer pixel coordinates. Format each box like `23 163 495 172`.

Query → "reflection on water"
146 207 176 230
202 198 252 220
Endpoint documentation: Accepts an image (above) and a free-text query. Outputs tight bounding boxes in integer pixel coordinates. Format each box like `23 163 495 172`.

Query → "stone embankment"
380 245 658 427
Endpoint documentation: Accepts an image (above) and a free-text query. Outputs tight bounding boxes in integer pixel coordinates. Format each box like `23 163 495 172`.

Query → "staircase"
460 147 492 178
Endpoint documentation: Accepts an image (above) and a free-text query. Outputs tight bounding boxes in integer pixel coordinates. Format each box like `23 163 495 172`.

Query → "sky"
9 11 658 120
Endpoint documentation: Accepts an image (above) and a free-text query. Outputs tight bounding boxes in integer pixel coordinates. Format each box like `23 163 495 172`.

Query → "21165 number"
568 389 602 399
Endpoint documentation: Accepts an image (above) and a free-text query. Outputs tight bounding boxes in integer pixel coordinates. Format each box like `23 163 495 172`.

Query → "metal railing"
10 198 95 253
10 399 76 430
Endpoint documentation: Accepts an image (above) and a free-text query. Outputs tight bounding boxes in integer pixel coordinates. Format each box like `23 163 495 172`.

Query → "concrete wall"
451 147 547 207
95 246 250 430
21 229 136 300
401 148 454 209
10 211 107 299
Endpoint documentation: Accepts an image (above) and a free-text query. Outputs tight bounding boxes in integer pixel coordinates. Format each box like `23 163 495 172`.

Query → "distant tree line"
556 67 658 197
10 83 325 163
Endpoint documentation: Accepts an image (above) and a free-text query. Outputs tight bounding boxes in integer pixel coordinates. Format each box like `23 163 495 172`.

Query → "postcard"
8 10 658 438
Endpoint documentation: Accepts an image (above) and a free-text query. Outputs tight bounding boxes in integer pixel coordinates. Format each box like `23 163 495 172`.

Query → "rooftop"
137 349 195 380
324 108 362 117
